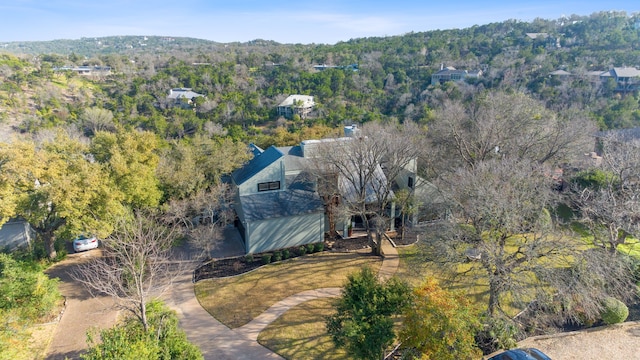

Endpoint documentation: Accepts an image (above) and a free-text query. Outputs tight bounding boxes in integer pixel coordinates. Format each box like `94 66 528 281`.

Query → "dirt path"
44 251 120 360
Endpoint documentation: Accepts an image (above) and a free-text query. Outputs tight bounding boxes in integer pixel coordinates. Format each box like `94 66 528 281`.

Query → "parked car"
73 235 98 252
488 348 551 360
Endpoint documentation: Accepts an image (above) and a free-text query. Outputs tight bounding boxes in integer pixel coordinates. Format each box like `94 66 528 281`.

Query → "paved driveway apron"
45 251 119 360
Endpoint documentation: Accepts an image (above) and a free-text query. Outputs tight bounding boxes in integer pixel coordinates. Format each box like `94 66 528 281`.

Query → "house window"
258 181 280 192
408 177 414 189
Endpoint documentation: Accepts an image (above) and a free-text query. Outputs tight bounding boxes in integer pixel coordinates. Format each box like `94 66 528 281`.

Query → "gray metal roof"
613 67 640 78
239 174 324 221
277 145 311 173
339 164 394 204
549 70 572 76
231 146 283 185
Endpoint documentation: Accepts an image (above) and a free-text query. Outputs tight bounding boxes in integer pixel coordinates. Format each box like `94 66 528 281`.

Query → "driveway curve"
44 251 119 360
168 238 399 360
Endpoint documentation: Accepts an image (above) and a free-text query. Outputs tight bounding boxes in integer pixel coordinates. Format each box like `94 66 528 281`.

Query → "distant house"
526 33 549 40
549 69 572 77
277 95 315 119
313 64 358 71
0 218 34 251
54 65 111 76
167 88 205 108
599 67 640 93
431 66 482 85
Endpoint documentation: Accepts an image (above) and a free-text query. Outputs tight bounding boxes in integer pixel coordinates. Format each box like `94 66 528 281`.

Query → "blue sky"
2 1 638 44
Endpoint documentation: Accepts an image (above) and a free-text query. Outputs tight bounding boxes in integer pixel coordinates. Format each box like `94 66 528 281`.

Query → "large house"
431 66 482 85
230 126 438 254
599 67 640 93
276 95 315 119
231 144 325 254
167 88 205 108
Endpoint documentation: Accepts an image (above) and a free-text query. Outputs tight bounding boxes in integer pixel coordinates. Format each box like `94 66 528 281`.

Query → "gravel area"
515 321 640 360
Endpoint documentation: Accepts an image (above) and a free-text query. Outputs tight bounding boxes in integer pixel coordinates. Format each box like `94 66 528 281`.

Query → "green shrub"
297 246 307 256
0 254 60 320
0 254 62 358
306 243 316 253
244 254 254 263
261 254 272 265
282 249 290 259
314 242 325 252
600 297 629 325
83 300 203 360
475 315 518 355
273 251 282 262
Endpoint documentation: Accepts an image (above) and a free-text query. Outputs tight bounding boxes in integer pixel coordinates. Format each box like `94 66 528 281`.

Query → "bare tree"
428 90 595 172
188 185 234 258
313 122 424 255
73 211 182 332
571 134 640 253
80 107 116 136
421 157 637 330
163 184 234 259
424 158 574 316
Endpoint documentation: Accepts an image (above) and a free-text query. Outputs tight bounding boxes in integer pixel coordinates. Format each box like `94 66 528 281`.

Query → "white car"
73 235 98 252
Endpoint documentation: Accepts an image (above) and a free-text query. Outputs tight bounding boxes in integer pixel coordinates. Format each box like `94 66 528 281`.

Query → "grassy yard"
257 245 448 359
195 251 382 328
257 298 349 360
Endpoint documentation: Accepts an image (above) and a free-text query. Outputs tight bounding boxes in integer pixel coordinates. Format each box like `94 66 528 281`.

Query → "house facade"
599 67 640 93
431 66 482 85
229 126 443 254
167 88 205 108
0 218 34 251
231 145 325 254
54 66 112 76
276 95 315 119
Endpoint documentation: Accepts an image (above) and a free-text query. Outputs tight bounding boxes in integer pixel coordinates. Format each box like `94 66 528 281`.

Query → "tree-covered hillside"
3 11 639 139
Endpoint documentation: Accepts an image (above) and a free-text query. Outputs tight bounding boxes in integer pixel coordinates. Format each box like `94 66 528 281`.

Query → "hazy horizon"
2 1 639 45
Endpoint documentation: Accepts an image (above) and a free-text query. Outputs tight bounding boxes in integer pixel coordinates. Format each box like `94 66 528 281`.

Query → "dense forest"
2 10 640 142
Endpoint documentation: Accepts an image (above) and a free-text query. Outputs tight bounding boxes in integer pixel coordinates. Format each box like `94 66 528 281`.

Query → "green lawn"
257 298 349 360
195 251 382 328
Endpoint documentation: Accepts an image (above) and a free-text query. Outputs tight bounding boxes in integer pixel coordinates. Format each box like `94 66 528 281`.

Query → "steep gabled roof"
231 145 283 185
239 174 324 221
339 163 394 204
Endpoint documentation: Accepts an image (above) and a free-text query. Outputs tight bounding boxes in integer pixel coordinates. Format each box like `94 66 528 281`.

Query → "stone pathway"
169 238 399 360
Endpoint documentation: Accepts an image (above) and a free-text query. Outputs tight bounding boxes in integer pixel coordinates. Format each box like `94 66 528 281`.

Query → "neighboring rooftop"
167 88 205 100
277 95 315 108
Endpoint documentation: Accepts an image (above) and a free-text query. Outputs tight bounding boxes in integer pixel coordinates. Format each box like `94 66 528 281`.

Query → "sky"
1 1 639 45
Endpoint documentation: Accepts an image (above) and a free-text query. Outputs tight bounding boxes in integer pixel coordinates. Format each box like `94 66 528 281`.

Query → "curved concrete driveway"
45 251 119 360
168 239 399 360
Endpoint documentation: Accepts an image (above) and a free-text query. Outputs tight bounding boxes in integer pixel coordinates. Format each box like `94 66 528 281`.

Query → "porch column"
390 201 396 231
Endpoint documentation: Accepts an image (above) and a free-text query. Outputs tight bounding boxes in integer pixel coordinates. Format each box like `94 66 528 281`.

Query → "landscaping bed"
194 237 374 281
